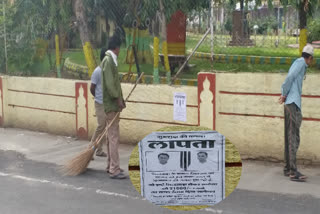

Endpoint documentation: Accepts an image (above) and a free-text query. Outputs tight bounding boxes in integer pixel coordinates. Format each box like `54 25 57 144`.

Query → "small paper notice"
173 92 187 122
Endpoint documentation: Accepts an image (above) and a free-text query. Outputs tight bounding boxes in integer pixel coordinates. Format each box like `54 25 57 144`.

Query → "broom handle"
91 72 144 150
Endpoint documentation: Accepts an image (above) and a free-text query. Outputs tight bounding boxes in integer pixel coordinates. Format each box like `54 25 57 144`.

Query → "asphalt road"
0 150 319 214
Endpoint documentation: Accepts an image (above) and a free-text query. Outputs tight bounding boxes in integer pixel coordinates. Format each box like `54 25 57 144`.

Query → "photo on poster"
145 150 219 172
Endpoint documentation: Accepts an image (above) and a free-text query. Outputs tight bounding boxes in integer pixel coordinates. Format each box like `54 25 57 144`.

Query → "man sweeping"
61 42 144 177
89 48 108 158
279 44 314 182
101 35 126 179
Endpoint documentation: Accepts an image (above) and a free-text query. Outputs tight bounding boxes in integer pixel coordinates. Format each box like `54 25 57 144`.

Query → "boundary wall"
1 73 319 164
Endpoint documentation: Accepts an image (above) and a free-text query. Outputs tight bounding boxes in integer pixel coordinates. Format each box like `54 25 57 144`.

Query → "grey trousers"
284 103 302 173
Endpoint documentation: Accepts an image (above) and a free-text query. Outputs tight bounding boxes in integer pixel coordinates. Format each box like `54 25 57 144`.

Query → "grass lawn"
186 33 320 58
6 34 320 79
8 56 53 76
64 48 155 77
63 48 320 80
189 58 320 74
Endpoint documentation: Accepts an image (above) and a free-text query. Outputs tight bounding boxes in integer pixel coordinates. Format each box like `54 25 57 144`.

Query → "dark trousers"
284 103 302 173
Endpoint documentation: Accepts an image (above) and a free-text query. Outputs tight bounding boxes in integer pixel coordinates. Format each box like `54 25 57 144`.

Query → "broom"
60 72 144 176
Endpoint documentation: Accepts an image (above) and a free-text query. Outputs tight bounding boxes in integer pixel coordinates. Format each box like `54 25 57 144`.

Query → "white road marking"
0 172 83 190
0 171 226 213
96 189 145 200
12 175 50 183
204 208 224 213
0 171 142 200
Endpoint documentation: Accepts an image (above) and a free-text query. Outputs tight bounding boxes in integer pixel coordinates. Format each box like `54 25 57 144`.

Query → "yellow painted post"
299 29 307 55
162 41 171 84
55 35 61 78
153 37 160 84
83 42 97 77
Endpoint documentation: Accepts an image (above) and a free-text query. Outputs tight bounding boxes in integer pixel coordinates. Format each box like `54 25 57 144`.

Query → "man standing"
279 44 314 182
89 48 108 158
101 36 126 179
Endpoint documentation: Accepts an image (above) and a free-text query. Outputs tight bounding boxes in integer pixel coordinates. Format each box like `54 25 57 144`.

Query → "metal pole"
210 0 214 60
3 0 8 73
132 45 141 78
278 5 280 43
296 5 298 44
171 28 210 83
55 35 62 78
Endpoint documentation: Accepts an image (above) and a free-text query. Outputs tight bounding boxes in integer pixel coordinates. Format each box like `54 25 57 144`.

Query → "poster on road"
139 131 225 206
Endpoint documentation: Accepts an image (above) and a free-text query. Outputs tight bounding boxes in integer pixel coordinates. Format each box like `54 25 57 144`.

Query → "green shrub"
250 16 278 35
224 17 232 34
307 18 320 43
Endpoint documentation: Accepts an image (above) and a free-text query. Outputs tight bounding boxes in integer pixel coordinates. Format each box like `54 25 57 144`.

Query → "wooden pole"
171 28 210 83
210 0 214 66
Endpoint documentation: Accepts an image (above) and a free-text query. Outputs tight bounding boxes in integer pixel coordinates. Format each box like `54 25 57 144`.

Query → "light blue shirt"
91 66 103 104
281 57 307 110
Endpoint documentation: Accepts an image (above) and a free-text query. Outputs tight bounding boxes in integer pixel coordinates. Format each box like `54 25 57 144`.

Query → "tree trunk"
153 15 160 37
3 1 8 73
299 1 307 29
159 0 167 43
299 0 307 54
159 0 171 83
240 0 245 39
73 0 96 77
198 10 202 34
220 6 224 25
73 0 91 45
153 15 160 84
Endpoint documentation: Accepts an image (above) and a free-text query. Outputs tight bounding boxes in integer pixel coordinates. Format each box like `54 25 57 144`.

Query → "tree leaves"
280 0 319 17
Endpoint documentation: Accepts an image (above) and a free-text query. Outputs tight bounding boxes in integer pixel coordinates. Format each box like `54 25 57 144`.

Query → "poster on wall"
173 92 187 122
139 131 225 206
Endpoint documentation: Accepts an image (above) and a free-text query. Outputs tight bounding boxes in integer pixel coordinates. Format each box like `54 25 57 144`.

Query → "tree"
72 0 98 76
226 0 274 45
2 0 52 72
74 0 129 76
73 0 91 45
82 0 127 45
4 0 45 71
135 0 209 83
140 0 209 24
41 0 73 77
0 0 73 74
280 0 319 54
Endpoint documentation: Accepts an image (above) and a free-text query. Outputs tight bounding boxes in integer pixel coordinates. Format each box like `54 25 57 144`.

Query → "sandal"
96 151 107 157
110 172 127 179
106 168 124 174
283 169 290 177
290 171 307 182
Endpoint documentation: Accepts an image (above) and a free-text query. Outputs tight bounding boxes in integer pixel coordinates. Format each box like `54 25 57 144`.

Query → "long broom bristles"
60 146 96 176
60 72 144 176
60 128 109 176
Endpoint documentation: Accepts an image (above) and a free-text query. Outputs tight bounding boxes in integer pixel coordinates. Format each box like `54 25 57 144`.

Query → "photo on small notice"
139 131 225 206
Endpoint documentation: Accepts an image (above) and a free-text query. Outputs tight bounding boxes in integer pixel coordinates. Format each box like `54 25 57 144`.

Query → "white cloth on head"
106 50 118 67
